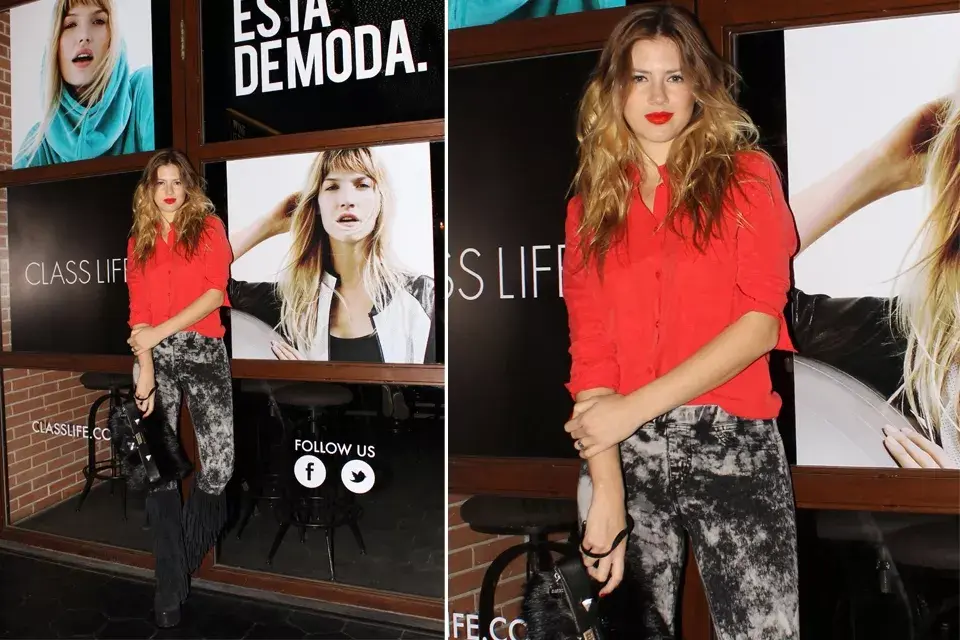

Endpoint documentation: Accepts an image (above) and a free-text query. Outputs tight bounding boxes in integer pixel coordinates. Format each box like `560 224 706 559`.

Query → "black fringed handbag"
521 515 637 640
109 388 194 491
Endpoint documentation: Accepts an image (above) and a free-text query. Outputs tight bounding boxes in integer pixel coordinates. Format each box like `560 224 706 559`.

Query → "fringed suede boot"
146 489 189 628
182 488 229 573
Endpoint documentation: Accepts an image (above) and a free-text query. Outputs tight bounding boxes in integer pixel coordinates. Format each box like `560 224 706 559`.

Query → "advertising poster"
226 143 437 364
201 0 444 142
449 0 629 29
7 172 140 355
10 0 158 168
782 13 960 469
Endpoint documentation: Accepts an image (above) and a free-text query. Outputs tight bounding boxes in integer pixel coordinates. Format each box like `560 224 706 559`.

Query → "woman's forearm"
576 388 624 496
790 148 899 254
624 311 779 425
156 289 224 340
229 220 274 264
132 323 155 374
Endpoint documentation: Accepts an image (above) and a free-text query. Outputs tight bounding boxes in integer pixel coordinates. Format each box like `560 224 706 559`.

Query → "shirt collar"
627 163 669 185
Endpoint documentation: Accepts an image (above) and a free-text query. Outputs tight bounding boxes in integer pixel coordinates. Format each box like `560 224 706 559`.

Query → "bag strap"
579 514 634 559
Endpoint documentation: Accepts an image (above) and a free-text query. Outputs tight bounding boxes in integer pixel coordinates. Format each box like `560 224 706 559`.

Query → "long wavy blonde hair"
129 149 218 268
20 0 121 165
278 148 407 352
573 3 765 270
895 94 960 440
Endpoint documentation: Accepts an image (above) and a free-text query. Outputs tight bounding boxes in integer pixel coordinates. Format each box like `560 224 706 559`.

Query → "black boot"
182 488 228 573
146 489 188 628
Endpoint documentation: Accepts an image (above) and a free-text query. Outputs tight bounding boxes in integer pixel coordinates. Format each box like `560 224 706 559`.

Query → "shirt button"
655 270 661 280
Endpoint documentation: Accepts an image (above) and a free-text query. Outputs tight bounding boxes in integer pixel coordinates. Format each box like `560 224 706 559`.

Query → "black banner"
201 0 445 143
449 51 599 458
8 172 141 355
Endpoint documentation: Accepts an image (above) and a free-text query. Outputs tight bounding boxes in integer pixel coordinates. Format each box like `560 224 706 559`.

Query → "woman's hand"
267 192 300 236
565 394 638 459
128 326 163 357
134 369 156 418
581 489 627 596
271 339 305 360
883 425 956 469
873 97 948 193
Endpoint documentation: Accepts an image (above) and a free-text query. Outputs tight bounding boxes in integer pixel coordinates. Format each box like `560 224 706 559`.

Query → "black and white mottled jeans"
577 405 799 639
136 331 235 609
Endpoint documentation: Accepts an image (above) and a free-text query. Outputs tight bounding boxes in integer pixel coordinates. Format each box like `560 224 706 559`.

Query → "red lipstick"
645 112 673 125
163 197 177 204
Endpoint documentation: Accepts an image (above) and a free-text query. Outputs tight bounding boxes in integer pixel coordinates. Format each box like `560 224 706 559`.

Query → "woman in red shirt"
562 6 799 638
125 149 234 628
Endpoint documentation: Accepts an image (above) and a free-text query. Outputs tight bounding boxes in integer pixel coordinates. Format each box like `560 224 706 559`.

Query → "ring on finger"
575 439 584 450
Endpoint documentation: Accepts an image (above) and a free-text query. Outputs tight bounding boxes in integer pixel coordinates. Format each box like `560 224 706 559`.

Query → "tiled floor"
0 549 440 639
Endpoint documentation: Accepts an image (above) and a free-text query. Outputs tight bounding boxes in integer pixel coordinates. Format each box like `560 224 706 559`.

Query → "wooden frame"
449 1 694 67
449 458 960 513
0 0 445 624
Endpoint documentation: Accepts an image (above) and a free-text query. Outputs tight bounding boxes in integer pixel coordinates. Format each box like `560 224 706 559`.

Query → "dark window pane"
200 0 444 142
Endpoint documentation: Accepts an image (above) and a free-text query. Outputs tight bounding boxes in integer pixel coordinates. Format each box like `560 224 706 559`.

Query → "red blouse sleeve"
202 216 233 308
733 152 798 352
126 237 150 328
562 196 620 397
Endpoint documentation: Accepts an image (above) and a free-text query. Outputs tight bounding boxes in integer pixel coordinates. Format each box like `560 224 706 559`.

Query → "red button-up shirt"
126 216 232 339
562 151 797 420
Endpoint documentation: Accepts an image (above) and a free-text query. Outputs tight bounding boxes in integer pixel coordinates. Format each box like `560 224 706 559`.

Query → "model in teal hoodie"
449 0 625 29
14 43 154 169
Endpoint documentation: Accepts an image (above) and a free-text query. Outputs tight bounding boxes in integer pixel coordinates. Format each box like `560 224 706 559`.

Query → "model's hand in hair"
566 394 639 459
230 192 301 262
581 490 627 596
270 339 305 361
791 97 948 253
128 326 163 357
876 97 947 192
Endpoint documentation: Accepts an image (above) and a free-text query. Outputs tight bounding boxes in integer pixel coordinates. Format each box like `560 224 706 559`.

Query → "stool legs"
76 392 113 512
266 520 291 565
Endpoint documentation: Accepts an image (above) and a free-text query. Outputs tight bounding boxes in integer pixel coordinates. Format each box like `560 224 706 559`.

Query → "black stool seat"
273 382 353 408
886 518 960 571
466 496 580 638
80 372 134 391
461 495 579 536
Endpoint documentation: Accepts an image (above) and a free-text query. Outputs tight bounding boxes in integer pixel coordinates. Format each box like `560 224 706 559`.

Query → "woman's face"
622 37 696 160
317 170 380 243
153 164 186 215
58 4 110 90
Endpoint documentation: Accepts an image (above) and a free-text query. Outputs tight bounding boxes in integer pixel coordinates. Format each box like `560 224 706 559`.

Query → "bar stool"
460 495 579 636
234 379 295 539
267 382 364 580
75 372 134 519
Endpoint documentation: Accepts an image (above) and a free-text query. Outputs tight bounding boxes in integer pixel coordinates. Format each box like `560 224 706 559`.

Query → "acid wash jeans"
578 405 799 639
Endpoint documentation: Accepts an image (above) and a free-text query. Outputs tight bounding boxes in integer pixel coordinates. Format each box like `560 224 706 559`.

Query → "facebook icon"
294 455 325 488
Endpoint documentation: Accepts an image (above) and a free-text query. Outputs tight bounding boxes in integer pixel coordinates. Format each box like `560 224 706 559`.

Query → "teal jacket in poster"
14 45 155 169
449 0 625 29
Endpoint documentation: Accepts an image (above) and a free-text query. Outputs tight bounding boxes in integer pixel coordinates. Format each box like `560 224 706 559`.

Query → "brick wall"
448 493 528 632
0 11 111 525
